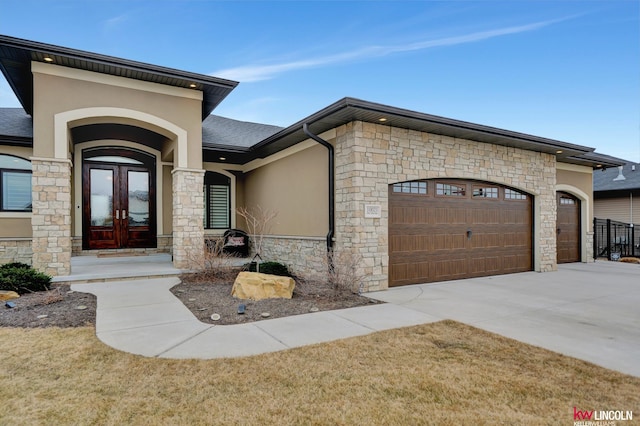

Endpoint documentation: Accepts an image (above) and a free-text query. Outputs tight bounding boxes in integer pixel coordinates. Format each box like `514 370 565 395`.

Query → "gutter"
302 123 334 253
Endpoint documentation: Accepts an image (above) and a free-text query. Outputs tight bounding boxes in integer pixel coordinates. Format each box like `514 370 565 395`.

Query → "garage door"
389 179 533 286
556 191 581 263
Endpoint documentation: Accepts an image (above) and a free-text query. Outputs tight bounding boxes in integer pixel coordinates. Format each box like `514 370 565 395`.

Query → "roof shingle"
593 163 640 192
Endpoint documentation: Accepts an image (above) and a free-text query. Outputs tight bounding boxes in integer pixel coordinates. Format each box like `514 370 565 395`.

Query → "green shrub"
0 264 51 294
243 261 291 277
0 262 31 270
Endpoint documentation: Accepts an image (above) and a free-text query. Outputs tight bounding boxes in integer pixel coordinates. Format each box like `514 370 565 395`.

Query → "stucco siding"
32 64 202 168
242 143 328 237
162 164 173 234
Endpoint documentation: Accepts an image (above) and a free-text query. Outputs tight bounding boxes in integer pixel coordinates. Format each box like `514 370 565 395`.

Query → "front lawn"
0 320 637 424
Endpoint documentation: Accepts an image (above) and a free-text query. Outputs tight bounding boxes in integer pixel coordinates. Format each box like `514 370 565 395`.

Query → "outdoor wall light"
43 56 53 62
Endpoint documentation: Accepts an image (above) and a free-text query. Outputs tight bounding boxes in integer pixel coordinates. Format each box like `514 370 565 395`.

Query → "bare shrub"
323 249 366 294
185 237 240 283
236 205 278 271
40 287 64 305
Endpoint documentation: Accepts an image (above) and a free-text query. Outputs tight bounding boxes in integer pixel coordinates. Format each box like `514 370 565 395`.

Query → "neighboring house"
0 35 627 291
593 163 640 224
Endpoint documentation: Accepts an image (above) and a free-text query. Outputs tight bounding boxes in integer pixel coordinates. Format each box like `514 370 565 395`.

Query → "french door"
82 152 156 250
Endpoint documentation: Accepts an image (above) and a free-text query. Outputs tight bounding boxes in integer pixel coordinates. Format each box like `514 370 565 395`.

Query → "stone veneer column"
171 168 204 269
31 158 72 276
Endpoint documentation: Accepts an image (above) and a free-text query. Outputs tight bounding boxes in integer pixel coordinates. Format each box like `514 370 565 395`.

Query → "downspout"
303 123 334 254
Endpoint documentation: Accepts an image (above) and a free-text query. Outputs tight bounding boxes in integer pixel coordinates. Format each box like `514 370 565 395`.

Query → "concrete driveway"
367 261 640 377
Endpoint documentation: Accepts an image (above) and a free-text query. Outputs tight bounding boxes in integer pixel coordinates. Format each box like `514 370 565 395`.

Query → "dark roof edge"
0 35 239 90
252 97 596 154
565 151 628 169
0 135 32 146
250 98 351 151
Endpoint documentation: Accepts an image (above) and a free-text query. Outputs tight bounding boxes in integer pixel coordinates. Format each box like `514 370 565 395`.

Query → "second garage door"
556 191 581 263
389 179 533 287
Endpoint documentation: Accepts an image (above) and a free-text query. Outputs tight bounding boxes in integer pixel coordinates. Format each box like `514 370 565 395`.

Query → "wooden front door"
556 191 581 263
82 152 156 250
389 179 533 286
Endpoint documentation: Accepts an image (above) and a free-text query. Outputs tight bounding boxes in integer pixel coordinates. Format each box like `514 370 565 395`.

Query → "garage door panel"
389 179 533 286
471 233 501 249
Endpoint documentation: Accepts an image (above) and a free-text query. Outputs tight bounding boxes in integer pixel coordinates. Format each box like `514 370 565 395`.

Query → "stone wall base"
0 239 33 265
258 236 328 281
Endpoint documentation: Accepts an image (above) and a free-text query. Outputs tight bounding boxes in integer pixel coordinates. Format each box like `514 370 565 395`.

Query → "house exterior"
0 35 626 291
593 163 640 224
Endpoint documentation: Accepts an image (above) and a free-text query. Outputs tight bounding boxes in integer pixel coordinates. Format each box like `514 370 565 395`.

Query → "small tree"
236 205 278 272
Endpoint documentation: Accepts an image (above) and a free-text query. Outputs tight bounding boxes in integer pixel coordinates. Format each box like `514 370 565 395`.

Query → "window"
505 188 527 200
0 155 32 212
560 197 576 205
436 182 465 196
204 172 231 229
472 186 498 198
392 181 427 194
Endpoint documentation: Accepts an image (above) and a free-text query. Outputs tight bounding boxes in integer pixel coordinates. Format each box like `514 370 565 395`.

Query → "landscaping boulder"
231 271 295 301
0 290 19 301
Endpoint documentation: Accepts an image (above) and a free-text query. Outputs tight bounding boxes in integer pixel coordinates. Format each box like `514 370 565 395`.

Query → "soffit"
0 35 238 119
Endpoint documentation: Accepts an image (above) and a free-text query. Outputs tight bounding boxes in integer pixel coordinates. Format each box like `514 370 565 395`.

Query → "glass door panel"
127 170 149 227
90 169 114 226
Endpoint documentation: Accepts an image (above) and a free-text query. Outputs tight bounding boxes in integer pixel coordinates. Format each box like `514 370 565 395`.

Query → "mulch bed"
0 273 380 328
171 273 380 325
0 285 96 328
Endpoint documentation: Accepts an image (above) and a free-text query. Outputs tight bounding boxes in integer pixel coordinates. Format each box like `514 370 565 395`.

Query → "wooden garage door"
556 191 581 263
389 179 533 287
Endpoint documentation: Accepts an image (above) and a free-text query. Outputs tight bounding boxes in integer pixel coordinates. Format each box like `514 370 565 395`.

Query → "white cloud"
212 17 569 82
103 13 130 32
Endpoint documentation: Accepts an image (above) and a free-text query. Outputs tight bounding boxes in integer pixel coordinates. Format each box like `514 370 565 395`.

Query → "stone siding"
586 231 595 262
334 121 557 292
0 239 32 265
31 158 72 276
258 236 327 280
172 168 204 269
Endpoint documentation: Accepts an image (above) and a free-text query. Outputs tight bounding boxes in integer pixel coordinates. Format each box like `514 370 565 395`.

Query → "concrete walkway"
71 277 437 359
71 261 640 377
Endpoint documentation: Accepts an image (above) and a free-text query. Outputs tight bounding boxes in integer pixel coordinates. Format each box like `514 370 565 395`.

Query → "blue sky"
1 1 638 161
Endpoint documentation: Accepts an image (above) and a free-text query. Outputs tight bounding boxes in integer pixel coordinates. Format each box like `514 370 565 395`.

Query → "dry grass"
0 321 638 425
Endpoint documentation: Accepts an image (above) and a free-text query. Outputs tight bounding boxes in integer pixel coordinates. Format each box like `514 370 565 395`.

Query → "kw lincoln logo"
573 407 633 425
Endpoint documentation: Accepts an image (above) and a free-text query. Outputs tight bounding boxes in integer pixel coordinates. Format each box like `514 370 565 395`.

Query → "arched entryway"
389 179 533 286
556 191 581 263
82 147 157 250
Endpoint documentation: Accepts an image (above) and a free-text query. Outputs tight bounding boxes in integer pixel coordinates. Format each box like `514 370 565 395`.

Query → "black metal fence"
593 218 640 260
